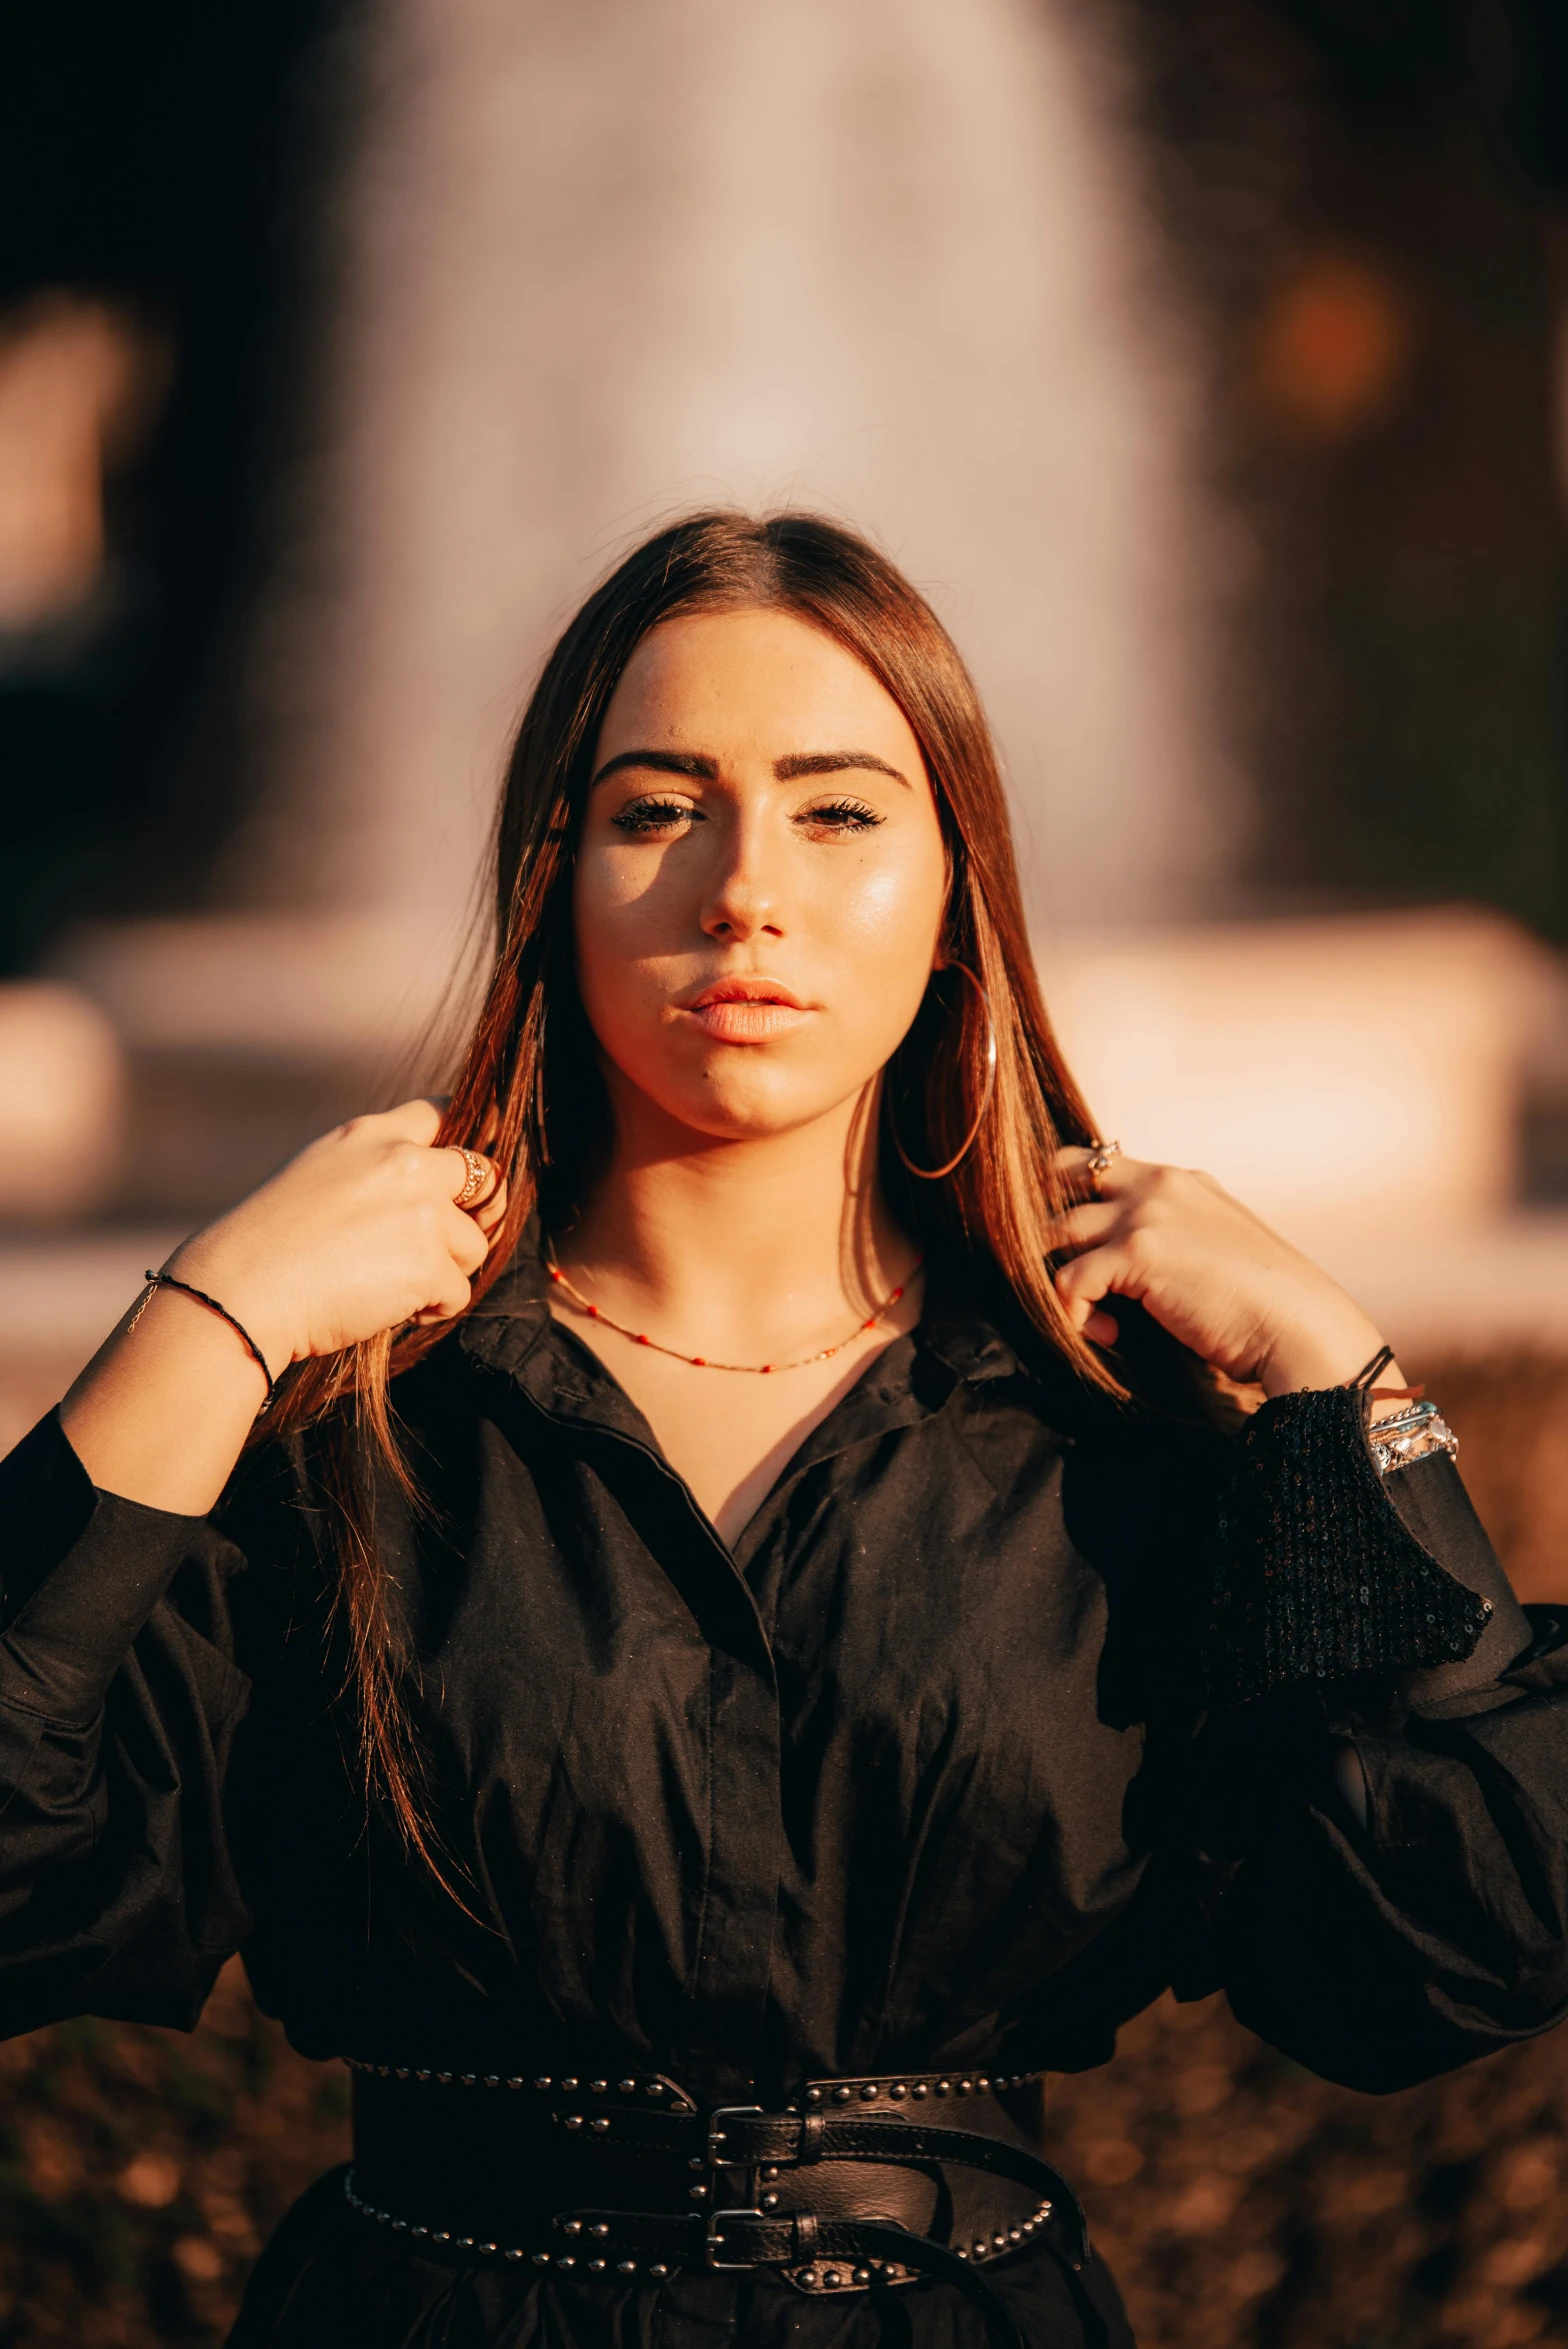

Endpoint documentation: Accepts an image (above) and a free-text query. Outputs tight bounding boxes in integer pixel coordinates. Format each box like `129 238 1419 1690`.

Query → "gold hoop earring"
890 963 999 1181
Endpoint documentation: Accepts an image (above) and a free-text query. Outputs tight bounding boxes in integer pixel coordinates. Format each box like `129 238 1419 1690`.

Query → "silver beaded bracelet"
1369 1399 1458 1477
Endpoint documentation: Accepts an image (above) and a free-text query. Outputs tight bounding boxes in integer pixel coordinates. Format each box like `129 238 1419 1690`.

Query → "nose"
699 804 784 943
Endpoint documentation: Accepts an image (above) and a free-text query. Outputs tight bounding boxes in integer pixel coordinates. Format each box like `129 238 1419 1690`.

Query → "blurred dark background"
0 0 335 974
1134 0 1568 935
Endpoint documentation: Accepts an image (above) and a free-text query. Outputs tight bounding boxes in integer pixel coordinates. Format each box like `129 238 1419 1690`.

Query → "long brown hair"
265 511 1112 1868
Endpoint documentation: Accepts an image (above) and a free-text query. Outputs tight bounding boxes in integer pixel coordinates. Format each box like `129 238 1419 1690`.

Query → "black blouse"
3 1242 1567 2349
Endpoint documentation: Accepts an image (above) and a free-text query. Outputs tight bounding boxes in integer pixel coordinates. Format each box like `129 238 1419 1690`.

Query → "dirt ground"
2 1352 1566 2347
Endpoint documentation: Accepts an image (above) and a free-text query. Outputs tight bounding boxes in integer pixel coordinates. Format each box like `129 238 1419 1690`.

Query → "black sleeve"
1190 1390 1568 2092
0 1412 255 2036
1205 1383 1506 1706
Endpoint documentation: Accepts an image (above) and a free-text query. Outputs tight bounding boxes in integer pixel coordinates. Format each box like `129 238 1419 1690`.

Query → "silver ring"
453 1148 491 1209
1085 1138 1121 1196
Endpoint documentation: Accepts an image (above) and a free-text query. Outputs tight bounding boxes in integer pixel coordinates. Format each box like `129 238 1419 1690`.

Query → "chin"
659 1064 845 1144
672 1088 822 1143
603 1032 857 1144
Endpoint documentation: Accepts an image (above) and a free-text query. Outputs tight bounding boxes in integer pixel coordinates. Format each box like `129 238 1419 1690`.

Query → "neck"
558 1080 917 1348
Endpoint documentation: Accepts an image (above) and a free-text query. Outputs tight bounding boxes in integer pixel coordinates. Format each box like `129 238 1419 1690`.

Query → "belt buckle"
705 2207 769 2270
706 2104 764 2166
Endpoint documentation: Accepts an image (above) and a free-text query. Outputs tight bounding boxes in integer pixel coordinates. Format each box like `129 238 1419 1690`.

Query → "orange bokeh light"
1251 254 1413 437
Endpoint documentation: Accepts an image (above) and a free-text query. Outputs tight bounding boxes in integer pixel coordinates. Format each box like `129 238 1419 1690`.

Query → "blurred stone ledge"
2 903 1567 1456
1037 907 1561 1236
0 1228 186 1453
45 913 480 1220
1306 1211 1568 1356
0 982 127 1219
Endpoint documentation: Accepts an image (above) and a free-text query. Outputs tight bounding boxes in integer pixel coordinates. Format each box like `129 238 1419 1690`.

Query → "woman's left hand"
1051 1148 1398 1398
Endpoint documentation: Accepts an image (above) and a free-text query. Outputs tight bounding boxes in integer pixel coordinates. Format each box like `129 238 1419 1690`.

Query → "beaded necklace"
543 1248 921 1374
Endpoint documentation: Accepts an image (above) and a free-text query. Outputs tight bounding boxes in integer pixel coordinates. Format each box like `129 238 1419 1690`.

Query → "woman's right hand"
169 1099 505 1377
60 1101 504 1514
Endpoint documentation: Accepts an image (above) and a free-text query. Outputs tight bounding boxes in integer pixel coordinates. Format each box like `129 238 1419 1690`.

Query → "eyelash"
804 797 882 830
611 795 885 836
612 798 693 835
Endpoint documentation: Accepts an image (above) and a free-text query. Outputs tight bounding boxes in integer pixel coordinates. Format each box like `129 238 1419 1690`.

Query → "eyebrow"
590 747 910 788
590 749 718 787
774 751 910 786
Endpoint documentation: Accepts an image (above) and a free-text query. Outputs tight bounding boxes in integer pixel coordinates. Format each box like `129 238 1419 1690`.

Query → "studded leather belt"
342 2062 1125 2349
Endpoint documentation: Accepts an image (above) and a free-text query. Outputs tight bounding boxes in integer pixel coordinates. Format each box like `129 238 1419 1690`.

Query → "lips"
678 976 811 1042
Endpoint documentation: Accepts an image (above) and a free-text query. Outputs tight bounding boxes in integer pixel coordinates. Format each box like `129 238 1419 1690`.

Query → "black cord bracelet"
139 1271 279 1411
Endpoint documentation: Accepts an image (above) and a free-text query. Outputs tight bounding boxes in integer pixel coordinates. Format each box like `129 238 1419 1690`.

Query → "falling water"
238 0 1239 945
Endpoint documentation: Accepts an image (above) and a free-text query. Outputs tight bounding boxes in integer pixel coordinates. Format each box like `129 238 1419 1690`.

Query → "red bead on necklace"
543 1250 918 1375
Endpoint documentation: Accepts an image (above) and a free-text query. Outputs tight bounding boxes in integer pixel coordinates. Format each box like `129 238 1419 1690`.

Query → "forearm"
60 1272 274 1517
1249 1289 1411 1417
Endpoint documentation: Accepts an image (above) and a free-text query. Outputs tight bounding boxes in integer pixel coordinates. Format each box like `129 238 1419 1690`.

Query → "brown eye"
797 798 882 832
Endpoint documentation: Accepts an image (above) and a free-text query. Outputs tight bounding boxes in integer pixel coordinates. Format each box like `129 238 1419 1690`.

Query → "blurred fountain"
232 0 1232 942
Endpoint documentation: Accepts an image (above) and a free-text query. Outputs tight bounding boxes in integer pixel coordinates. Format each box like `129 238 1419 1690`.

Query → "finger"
1046 1201 1123 1256
472 1172 509 1236
411 1237 479 1320
1053 1244 1145 1350
1054 1241 1142 1315
441 1202 491 1279
383 1098 445 1145
411 1270 474 1327
440 1146 499 1212
1057 1282 1122 1343
1053 1145 1132 1201
1055 1272 1122 1345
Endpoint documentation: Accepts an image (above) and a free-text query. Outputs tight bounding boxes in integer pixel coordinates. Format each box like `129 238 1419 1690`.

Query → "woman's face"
573 607 949 1146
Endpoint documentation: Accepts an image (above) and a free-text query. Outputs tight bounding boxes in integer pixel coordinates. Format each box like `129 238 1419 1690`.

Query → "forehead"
597 607 919 754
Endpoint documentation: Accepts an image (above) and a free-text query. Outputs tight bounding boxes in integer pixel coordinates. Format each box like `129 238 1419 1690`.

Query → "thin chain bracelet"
127 1271 279 1411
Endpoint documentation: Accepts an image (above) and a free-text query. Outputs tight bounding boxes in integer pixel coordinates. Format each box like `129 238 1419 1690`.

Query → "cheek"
571 856 657 1039
821 836 947 1000
574 833 704 965
573 844 642 937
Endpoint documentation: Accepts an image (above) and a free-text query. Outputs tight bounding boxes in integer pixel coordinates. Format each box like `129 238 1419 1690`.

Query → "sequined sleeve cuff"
1206 1383 1493 1707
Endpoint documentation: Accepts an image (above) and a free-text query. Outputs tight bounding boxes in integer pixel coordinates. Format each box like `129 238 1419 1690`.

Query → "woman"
2 513 1564 2349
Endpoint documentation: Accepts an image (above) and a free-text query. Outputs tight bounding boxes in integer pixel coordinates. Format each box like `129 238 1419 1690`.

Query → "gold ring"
1085 1138 1122 1197
453 1148 490 1209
